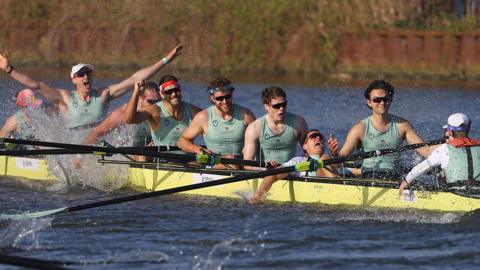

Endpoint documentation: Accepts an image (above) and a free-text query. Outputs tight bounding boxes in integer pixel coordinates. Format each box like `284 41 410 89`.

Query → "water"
0 75 480 269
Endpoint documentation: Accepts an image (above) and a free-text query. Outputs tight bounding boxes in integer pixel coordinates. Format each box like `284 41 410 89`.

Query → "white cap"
444 113 470 131
70 63 94 78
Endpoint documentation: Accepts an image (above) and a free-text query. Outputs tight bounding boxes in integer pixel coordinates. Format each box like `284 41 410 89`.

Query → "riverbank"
2 0 480 83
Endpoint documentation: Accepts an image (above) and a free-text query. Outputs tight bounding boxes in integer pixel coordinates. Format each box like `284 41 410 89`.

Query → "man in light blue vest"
243 86 308 167
399 113 480 194
0 44 182 134
124 75 201 148
328 80 431 179
177 76 256 167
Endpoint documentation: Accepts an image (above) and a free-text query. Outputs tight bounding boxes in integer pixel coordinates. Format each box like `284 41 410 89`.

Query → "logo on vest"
164 119 171 127
213 120 218 127
72 99 78 108
368 133 374 140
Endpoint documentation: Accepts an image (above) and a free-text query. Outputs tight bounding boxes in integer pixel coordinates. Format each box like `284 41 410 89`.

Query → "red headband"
160 80 179 92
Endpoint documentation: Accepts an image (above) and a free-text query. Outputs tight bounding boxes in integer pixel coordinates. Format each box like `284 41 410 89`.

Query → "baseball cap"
443 113 471 131
16 89 43 108
70 63 94 78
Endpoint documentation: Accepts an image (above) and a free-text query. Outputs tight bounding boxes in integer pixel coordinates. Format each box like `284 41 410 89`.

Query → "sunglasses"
271 101 287 109
163 88 180 95
146 99 160 104
74 69 92 78
307 132 324 141
371 96 391 104
214 94 232 102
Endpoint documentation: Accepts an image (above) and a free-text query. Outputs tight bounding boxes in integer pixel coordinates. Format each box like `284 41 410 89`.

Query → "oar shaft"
1 138 197 161
0 254 70 270
1 138 265 167
0 149 91 156
67 166 293 213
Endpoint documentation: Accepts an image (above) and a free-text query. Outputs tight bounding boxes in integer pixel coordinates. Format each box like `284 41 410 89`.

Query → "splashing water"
105 249 170 264
29 109 131 192
0 218 52 250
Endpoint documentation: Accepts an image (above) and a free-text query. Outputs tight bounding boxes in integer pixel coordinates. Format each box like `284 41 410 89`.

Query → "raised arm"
84 107 126 145
0 53 66 106
177 111 209 154
123 81 152 125
105 44 183 99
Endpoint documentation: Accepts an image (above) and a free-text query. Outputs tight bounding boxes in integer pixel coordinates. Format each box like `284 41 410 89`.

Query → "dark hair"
301 129 324 145
207 76 232 93
261 86 286 104
158 75 178 85
145 81 160 92
364 80 394 99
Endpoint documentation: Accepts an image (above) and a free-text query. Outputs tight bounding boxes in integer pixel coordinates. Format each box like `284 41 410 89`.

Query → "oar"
0 138 443 221
0 149 92 156
0 138 265 167
0 254 70 270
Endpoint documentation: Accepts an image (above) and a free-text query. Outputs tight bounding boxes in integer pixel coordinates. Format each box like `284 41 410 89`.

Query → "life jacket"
448 137 480 148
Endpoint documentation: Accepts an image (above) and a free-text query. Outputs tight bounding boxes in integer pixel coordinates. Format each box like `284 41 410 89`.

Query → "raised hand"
166 44 183 61
134 80 147 94
327 134 339 156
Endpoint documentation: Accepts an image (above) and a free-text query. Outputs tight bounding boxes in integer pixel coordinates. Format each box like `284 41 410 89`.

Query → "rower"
0 44 183 139
243 86 307 167
399 113 480 194
249 129 338 204
82 81 161 160
123 76 201 149
0 89 44 141
177 76 256 167
328 80 431 179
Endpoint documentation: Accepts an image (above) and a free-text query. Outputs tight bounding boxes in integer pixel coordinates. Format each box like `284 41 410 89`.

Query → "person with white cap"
0 89 43 140
0 44 183 131
399 113 480 194
123 75 201 148
177 76 256 167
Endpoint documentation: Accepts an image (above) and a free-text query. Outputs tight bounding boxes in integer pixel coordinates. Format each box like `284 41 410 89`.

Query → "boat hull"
1 156 479 212
128 165 480 212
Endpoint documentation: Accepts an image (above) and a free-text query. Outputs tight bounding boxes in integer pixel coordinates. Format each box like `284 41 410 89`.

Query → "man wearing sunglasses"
0 44 183 138
328 80 431 179
70 82 161 168
243 86 308 167
124 75 201 148
177 76 256 164
249 129 338 204
83 81 161 146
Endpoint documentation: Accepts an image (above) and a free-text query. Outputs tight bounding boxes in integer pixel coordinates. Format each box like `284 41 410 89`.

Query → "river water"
0 75 479 269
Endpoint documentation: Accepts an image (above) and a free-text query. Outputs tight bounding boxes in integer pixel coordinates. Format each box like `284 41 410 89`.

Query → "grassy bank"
1 0 478 81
